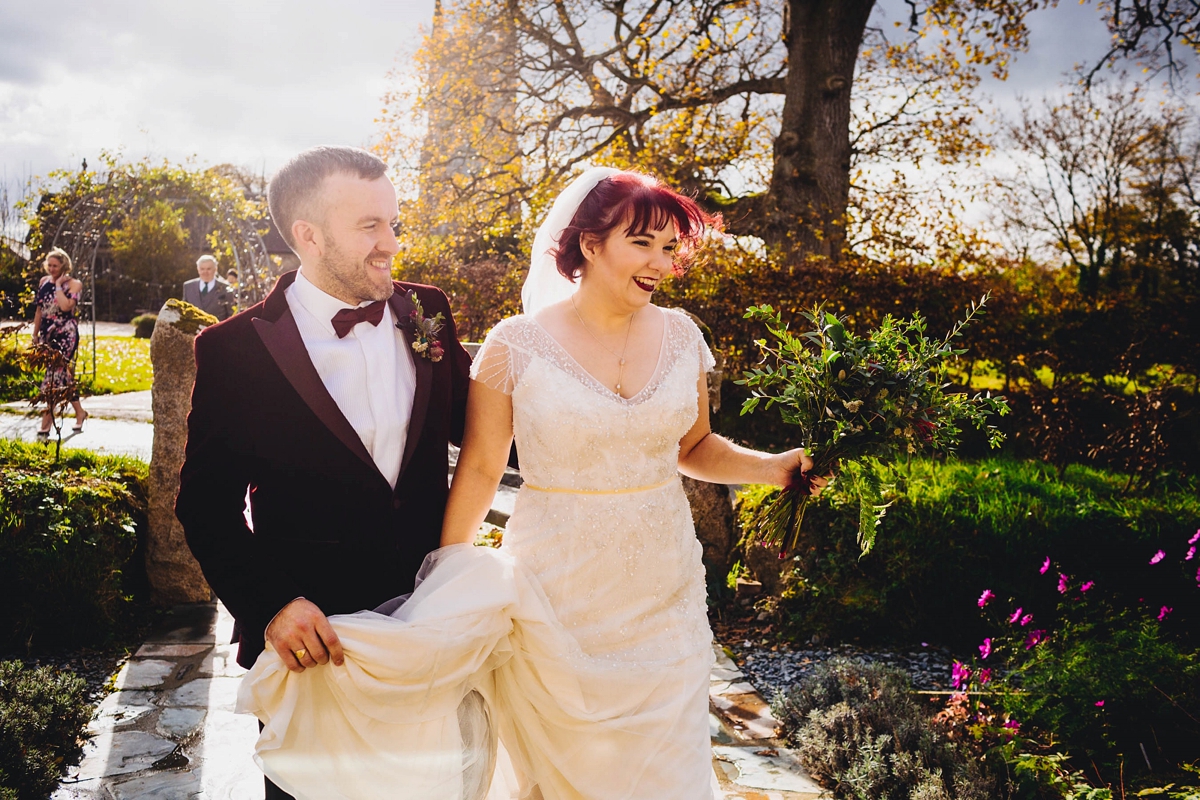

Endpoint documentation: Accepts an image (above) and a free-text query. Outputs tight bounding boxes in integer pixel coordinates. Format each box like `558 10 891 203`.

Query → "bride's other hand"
771 448 830 496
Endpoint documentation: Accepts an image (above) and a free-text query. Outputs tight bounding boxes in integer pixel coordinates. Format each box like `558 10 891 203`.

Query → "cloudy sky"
0 0 1138 192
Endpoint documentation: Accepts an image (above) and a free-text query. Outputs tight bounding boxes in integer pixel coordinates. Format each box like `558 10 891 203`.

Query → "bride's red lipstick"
633 277 656 292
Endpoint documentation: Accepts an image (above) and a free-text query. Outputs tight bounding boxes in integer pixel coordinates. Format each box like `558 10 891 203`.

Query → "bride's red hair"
552 171 719 282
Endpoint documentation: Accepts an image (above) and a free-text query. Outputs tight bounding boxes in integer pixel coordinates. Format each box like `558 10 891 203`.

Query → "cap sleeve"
469 322 517 395
698 334 716 373
674 311 716 373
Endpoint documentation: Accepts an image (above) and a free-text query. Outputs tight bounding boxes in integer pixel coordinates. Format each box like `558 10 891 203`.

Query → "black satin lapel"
391 291 432 480
252 310 378 475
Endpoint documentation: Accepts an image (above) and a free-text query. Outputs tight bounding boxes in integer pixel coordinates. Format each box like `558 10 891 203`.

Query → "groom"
176 146 472 798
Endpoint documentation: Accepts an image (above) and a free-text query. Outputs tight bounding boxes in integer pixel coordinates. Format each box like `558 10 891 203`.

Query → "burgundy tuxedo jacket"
175 270 472 669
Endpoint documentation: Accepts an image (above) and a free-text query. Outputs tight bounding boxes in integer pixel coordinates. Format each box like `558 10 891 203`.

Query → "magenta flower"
1189 529 1200 545
1025 629 1047 650
978 589 995 608
1186 547 1196 561
1008 607 1023 624
1150 550 1166 565
1021 613 1034 626
1158 606 1172 621
1057 573 1070 594
979 638 993 659
1040 557 1051 574
951 661 972 689
1002 719 1020 736
979 668 992 685
1196 566 1200 586
1081 581 1095 593
1095 700 1105 707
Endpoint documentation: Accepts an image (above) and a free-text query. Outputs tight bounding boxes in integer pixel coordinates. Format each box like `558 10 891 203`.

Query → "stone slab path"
53 603 260 800
53 600 826 799
0 408 154 461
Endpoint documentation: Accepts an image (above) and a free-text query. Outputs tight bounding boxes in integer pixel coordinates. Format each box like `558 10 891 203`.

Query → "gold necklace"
571 296 637 394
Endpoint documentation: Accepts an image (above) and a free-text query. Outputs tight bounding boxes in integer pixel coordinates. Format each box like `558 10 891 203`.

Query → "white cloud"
0 0 435 182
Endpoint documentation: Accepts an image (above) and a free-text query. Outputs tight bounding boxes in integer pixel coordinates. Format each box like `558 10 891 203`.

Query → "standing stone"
682 476 737 589
146 300 215 605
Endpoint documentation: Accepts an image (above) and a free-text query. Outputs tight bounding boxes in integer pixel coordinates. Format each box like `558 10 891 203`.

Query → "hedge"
0 440 148 652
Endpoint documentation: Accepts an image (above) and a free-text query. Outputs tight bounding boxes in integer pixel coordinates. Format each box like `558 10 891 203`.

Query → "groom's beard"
318 234 395 304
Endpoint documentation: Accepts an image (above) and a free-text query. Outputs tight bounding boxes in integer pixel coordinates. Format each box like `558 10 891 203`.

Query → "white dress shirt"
286 270 416 487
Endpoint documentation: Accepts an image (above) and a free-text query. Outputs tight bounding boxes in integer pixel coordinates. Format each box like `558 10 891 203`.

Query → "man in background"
182 255 234 321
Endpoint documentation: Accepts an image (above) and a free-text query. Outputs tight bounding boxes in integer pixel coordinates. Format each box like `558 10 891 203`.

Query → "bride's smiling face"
579 220 678 308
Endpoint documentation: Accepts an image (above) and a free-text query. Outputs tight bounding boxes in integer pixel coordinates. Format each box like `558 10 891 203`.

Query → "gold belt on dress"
520 477 676 496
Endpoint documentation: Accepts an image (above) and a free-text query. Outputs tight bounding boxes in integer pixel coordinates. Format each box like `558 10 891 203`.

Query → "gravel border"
728 640 960 701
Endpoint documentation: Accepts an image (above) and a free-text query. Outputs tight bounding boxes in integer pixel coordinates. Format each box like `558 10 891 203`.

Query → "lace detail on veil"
469 308 715 401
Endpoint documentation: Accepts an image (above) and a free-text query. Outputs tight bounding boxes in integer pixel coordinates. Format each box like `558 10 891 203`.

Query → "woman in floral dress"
31 247 87 437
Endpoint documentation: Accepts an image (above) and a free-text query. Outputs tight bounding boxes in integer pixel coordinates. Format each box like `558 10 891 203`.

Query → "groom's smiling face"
302 172 400 305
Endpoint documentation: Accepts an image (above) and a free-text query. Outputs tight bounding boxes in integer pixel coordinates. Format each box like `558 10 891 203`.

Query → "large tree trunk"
757 0 875 259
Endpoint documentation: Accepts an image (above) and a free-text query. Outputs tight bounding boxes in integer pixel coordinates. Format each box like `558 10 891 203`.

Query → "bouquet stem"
761 467 816 559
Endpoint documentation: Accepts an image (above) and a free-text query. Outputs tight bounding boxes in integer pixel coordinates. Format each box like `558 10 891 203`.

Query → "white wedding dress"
236 308 719 799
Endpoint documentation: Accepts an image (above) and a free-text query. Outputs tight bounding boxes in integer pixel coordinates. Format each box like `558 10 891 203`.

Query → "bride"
237 168 824 799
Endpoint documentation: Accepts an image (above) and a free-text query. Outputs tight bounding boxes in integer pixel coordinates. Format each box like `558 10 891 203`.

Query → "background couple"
176 145 823 799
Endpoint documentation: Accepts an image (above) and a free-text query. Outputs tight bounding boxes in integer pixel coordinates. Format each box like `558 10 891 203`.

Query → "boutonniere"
399 290 446 362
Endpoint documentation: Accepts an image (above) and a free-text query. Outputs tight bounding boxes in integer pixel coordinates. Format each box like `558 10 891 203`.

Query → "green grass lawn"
1 335 152 401
75 335 153 394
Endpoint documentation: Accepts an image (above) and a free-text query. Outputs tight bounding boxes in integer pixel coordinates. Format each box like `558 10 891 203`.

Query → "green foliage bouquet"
738 296 1009 557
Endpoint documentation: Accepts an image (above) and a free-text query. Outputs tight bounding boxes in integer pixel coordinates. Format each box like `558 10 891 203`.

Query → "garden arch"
39 173 276 382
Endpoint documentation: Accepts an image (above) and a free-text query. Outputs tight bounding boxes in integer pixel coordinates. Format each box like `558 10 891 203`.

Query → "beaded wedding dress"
237 307 719 800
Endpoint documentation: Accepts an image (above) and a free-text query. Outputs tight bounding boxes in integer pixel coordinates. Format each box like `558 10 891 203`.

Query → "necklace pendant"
619 358 626 366
615 384 621 392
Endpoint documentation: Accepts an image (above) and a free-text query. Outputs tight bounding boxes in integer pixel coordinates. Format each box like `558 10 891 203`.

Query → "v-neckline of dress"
528 310 670 405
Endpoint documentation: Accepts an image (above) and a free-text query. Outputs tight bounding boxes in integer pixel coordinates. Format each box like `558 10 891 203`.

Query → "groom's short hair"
268 146 388 249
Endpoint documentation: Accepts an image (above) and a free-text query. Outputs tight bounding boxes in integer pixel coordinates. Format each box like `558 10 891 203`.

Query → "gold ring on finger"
294 648 307 661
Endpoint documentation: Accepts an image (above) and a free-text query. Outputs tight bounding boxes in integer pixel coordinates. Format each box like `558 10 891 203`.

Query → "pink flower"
1196 566 1200 586
1025 629 1047 650
979 668 992 685
1040 557 1051 574
979 638 992 659
1057 574 1070 594
978 589 995 608
1002 719 1020 736
1095 700 1105 707
1189 529 1200 545
1150 550 1166 565
1008 607 1023 624
1021 613 1034 626
1080 581 1095 593
1186 547 1196 561
1158 606 1172 621
951 661 972 689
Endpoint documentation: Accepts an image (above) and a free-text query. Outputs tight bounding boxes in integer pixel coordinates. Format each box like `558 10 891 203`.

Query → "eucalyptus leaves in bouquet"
738 296 1009 557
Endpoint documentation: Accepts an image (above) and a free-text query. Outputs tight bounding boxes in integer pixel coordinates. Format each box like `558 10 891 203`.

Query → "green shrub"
0 327 34 403
775 658 1005 799
0 660 91 799
735 458 1200 650
1002 607 1200 780
0 440 148 652
129 313 157 339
